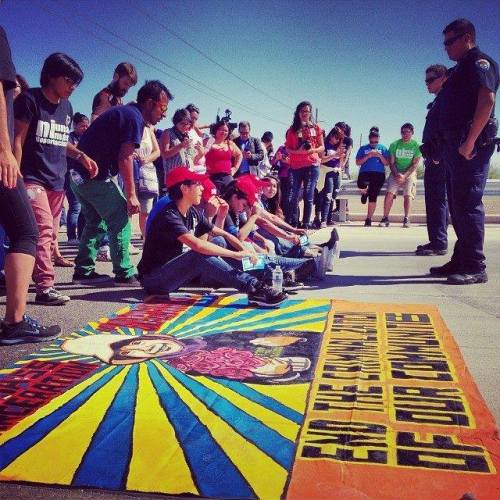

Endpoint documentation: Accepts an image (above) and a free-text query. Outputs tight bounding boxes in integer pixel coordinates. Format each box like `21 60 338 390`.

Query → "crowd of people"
0 17 498 345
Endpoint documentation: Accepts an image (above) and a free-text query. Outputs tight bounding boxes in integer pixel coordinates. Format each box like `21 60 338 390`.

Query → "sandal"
54 255 75 267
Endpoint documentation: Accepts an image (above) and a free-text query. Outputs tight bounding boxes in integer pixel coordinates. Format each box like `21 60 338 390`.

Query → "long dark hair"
291 101 313 132
262 175 282 216
325 125 344 146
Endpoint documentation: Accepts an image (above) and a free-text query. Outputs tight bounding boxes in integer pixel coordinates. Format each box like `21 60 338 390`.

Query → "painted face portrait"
61 331 320 384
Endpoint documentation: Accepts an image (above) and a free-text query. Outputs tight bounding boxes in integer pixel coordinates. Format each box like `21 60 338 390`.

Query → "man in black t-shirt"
14 52 97 305
0 27 61 343
138 167 288 308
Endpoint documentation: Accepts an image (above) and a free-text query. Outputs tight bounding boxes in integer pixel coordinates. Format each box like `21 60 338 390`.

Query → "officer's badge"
476 59 490 71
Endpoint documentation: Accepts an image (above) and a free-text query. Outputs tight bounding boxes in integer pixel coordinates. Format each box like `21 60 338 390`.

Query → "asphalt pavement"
0 221 499 499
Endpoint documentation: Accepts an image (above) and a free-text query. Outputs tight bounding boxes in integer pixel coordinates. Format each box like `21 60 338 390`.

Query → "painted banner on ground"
0 295 498 499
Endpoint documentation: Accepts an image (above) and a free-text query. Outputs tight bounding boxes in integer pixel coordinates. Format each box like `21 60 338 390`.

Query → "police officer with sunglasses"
431 19 499 285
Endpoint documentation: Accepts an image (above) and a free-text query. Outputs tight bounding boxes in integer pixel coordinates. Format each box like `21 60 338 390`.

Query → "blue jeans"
256 227 305 258
66 183 83 240
320 170 341 222
140 243 258 295
445 140 493 272
286 166 320 226
424 159 448 250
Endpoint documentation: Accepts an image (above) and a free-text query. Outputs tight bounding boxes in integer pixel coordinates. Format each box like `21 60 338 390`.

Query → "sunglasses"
154 101 168 114
401 129 412 134
444 33 464 46
425 76 439 84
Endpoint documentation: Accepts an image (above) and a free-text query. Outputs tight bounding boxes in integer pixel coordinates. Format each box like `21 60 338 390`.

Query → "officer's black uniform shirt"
439 47 499 134
422 96 441 145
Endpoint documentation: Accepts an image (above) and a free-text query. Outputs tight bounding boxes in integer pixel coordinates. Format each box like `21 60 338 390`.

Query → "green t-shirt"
389 139 422 172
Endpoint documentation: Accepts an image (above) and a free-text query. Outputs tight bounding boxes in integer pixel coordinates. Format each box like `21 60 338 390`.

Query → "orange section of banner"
286 300 500 500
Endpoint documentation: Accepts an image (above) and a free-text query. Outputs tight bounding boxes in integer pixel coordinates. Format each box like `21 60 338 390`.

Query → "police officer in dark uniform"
430 18 499 284
416 64 449 256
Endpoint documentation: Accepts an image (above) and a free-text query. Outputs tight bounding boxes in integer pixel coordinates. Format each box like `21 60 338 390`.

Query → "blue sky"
2 0 499 164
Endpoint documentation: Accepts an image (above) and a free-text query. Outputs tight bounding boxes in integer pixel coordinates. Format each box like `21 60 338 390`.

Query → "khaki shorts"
386 172 417 199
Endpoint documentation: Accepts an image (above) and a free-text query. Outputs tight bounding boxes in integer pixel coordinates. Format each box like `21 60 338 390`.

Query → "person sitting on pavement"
70 80 173 287
221 175 317 286
355 127 390 227
379 123 422 228
137 167 288 308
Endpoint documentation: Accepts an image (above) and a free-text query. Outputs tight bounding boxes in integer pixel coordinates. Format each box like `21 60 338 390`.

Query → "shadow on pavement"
311 274 446 288
340 250 417 258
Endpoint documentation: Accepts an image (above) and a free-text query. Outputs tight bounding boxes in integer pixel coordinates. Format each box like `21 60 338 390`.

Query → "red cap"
201 178 218 202
237 174 270 189
235 175 265 205
166 167 207 188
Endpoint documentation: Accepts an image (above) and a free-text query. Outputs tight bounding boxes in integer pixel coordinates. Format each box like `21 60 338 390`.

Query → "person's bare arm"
118 142 140 215
160 130 189 160
403 155 421 178
178 232 252 260
210 225 247 251
0 80 20 188
230 141 242 176
66 142 99 178
13 119 29 167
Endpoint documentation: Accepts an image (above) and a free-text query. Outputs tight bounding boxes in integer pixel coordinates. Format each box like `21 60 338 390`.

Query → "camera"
217 108 237 134
301 140 312 151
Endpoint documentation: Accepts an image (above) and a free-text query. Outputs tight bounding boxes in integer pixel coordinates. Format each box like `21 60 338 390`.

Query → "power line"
129 2 293 111
37 4 289 127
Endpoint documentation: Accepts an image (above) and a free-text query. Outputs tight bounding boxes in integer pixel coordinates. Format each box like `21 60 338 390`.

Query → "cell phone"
242 255 266 271
299 234 309 246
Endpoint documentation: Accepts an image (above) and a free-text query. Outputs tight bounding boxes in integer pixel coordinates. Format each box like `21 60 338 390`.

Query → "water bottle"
272 265 283 292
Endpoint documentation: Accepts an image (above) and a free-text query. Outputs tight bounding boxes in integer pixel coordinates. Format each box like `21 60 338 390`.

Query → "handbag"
137 163 159 196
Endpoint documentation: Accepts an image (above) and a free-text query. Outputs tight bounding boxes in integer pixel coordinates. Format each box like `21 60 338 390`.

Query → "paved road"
1 223 499 498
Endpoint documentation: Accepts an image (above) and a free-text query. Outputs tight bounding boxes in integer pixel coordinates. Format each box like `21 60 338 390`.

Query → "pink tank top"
205 144 232 175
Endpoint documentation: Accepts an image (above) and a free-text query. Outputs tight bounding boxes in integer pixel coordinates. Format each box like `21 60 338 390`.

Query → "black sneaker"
429 261 461 276
416 243 447 256
379 216 390 227
364 218 372 227
447 272 488 285
0 315 61 345
35 287 70 305
72 271 111 285
248 283 288 308
114 275 140 287
403 217 410 228
317 228 340 250
361 193 368 204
